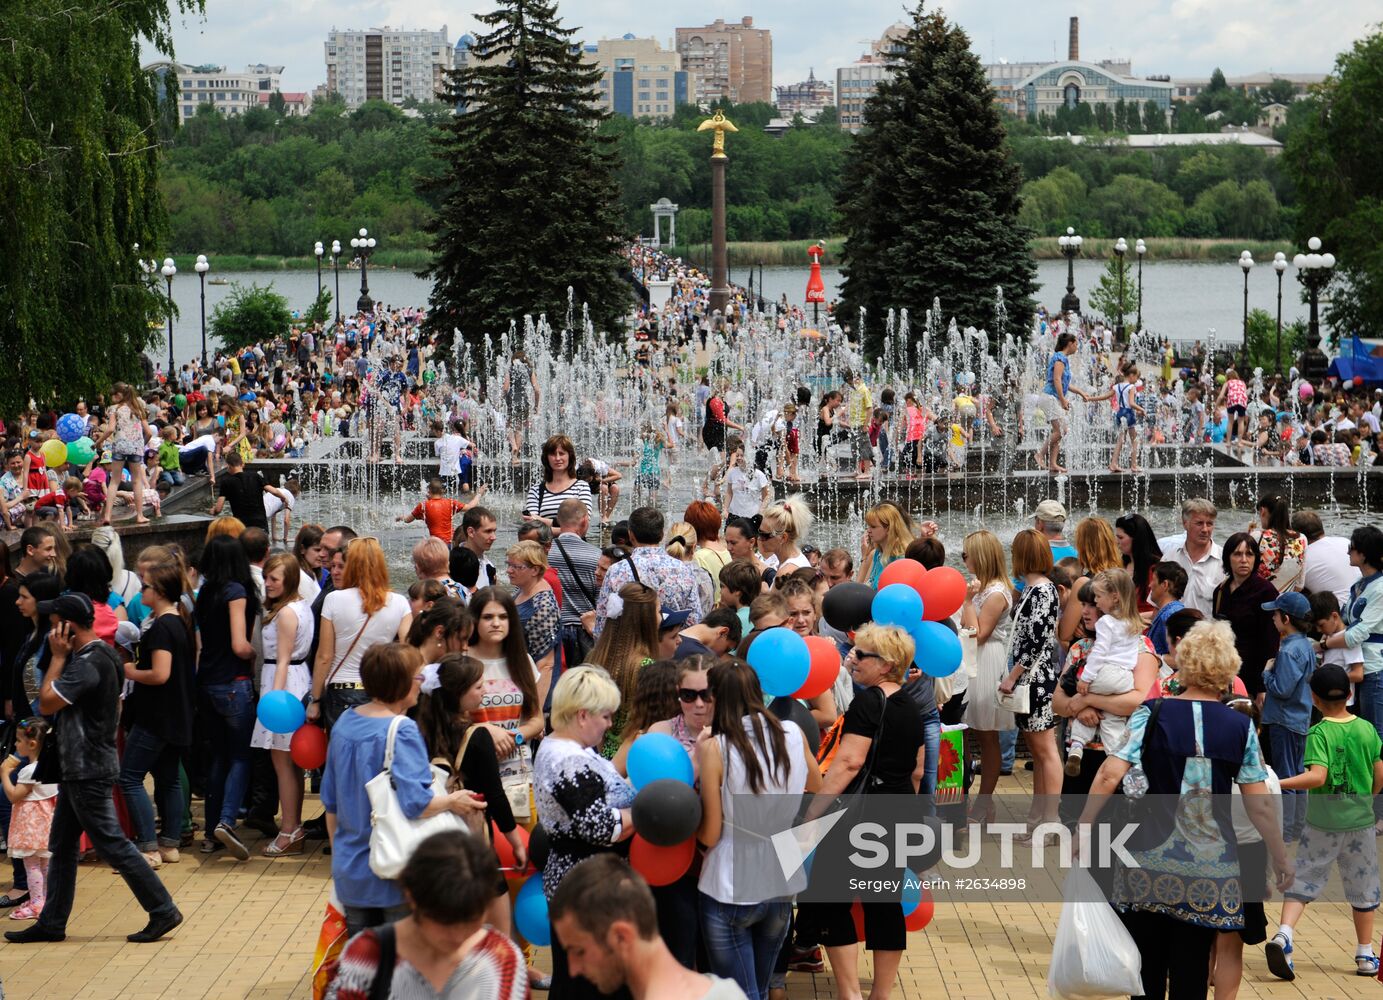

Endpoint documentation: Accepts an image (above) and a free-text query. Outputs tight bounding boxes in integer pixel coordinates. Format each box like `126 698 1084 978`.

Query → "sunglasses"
678 688 713 704
758 530 779 540
851 649 887 664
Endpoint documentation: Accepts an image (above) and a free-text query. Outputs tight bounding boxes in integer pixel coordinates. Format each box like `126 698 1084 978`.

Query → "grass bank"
1028 237 1286 261
663 239 847 267
169 249 433 273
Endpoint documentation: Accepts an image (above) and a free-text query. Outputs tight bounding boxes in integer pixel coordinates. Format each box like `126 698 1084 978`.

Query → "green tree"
425 0 630 347
1284 27 1383 338
1017 166 1087 234
1143 100 1165 132
209 283 292 348
1087 175 1184 237
0 0 202 414
836 3 1036 347
1244 308 1308 370
1259 78 1298 107
267 90 287 116
304 287 332 327
1088 253 1140 331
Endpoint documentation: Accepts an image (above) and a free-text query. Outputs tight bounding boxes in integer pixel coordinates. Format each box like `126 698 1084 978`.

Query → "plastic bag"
1047 867 1144 999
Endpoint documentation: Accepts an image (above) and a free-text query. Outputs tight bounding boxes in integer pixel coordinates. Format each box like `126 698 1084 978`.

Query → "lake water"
164 259 1308 368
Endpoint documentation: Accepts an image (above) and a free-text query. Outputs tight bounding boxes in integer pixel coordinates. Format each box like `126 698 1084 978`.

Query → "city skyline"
155 0 1371 99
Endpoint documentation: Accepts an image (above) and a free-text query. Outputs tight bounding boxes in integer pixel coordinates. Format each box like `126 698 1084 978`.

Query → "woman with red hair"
684 500 731 606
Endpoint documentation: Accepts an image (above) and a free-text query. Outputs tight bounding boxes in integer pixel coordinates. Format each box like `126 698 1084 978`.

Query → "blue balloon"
56 413 86 444
514 874 551 946
628 732 694 790
872 583 924 629
747 628 811 697
902 870 925 916
256 690 305 734
911 621 962 678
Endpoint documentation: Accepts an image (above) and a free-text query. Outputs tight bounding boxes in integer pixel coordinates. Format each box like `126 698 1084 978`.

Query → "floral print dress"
1011 580 1060 733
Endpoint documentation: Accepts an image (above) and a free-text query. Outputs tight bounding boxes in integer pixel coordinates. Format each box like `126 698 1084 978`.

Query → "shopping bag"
311 884 349 1000
1047 867 1143 999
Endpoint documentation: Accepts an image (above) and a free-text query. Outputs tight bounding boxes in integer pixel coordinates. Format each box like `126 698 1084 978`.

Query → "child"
1183 386 1206 443
575 458 622 525
156 426 185 487
433 418 476 495
1065 567 1143 773
780 403 801 483
264 476 303 547
903 392 926 469
1266 664 1383 981
664 401 684 454
1 719 58 921
945 411 970 474
1309 591 1365 691
1260 592 1317 842
396 477 486 547
634 422 666 504
724 444 769 521
1145 561 1188 655
1086 364 1146 473
1254 411 1285 465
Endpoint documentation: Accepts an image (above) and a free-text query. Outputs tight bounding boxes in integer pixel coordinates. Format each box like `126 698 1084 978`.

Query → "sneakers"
1265 932 1295 981
786 945 824 974
1064 752 1083 777
1357 953 1380 977
214 823 250 861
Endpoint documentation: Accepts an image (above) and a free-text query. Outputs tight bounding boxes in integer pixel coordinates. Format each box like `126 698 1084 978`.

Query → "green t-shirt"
157 440 181 472
1304 715 1382 832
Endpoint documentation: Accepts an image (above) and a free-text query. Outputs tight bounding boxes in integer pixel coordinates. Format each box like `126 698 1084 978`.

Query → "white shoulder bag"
366 715 467 878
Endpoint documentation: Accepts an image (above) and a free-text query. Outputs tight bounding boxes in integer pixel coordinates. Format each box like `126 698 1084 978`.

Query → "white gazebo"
649 198 679 248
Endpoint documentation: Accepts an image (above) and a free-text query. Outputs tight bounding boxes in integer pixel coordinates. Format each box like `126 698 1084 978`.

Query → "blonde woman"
100 382 153 525
960 529 1016 820
506 540 559 687
758 496 814 572
1059 517 1125 646
250 553 316 856
666 520 714 617
857 502 915 588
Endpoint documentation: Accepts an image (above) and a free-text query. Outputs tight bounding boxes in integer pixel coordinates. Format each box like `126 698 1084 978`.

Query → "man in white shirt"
434 419 472 490
1292 509 1361 606
1160 497 1224 617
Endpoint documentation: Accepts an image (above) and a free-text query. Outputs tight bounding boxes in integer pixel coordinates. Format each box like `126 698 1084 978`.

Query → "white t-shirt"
726 467 768 517
1231 765 1280 843
665 415 685 449
180 433 218 455
1302 536 1361 608
320 589 410 684
434 433 471 477
264 489 294 519
14 762 57 802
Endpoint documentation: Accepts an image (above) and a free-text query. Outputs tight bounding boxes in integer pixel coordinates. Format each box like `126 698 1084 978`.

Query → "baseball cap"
37 592 95 627
660 609 691 632
1261 592 1311 619
1034 499 1067 522
1310 664 1351 701
114 620 141 652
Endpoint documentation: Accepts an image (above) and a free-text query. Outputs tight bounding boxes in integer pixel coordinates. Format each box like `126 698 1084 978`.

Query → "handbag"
431 726 488 837
995 684 1030 715
501 748 535 822
366 715 467 878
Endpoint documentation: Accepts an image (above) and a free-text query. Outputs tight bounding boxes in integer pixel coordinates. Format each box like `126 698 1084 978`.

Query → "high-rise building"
675 16 772 105
775 69 833 116
585 35 692 119
143 62 284 124
835 23 907 133
324 26 452 109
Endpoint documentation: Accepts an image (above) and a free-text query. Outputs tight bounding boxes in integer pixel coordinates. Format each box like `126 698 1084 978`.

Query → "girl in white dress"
960 529 1015 823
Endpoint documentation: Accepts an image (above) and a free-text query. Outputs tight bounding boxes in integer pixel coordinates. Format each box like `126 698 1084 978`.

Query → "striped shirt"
325 925 526 1000
523 478 592 521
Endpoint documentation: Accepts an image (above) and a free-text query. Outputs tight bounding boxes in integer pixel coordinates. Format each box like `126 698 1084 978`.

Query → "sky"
157 0 1383 94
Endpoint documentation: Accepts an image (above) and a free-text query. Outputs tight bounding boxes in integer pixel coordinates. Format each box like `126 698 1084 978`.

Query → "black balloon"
632 779 702 847
822 581 875 632
529 823 550 872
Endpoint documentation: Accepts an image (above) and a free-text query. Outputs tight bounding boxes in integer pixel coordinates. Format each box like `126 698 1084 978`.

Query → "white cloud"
155 0 1379 94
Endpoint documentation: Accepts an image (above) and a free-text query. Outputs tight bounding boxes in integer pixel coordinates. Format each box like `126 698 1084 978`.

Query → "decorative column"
698 111 738 316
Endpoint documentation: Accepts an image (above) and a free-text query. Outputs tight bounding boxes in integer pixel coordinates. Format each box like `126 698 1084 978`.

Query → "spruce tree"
837 3 1036 351
424 0 630 349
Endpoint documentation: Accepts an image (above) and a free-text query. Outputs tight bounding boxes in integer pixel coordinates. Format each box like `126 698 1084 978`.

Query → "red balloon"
918 567 966 621
289 724 327 770
1355 376 1366 387
878 558 927 596
629 834 695 886
492 821 531 872
904 889 935 932
795 636 842 699
850 899 866 940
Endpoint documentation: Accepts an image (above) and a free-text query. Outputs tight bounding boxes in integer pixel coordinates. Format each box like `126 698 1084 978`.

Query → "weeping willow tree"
0 0 201 413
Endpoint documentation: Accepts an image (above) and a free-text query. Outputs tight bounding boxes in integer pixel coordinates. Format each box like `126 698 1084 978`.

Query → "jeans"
701 894 792 1000
1355 671 1383 820
118 725 185 850
199 678 255 832
322 686 370 733
343 902 410 940
178 446 210 475
158 469 186 487
1266 725 1307 839
999 728 1017 772
38 779 177 934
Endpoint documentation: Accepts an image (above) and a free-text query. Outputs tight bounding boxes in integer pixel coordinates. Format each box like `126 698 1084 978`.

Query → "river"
164 259 1308 367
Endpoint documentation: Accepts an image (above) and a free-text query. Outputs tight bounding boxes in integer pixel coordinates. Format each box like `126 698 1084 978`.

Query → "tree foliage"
209 283 293 348
837 3 1036 347
1243 307 1308 371
424 0 631 346
1283 26 1383 338
1088 254 1141 329
0 0 202 414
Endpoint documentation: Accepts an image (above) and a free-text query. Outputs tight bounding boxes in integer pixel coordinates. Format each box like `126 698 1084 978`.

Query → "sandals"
262 827 306 857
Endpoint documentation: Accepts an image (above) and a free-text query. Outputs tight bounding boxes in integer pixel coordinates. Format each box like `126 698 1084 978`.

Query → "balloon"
513 875 551 946
877 558 927 597
174 394 187 409
67 437 96 466
529 824 550 872
256 690 305 734
272 434 287 451
917 567 967 622
289 724 327 770
39 439 67 469
912 621 962 678
904 889 935 932
823 582 874 632
632 779 702 847
850 899 866 940
872 583 923 629
627 732 694 790
795 636 842 700
1355 376 1366 387
1299 383 1314 399
747 627 811 697
629 834 695 886
56 413 86 443
492 821 530 871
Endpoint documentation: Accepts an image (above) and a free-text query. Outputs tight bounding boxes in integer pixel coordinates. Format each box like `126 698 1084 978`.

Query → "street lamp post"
160 257 177 377
1239 250 1254 368
1135 239 1146 335
331 240 342 324
1114 237 1128 341
350 227 377 314
1273 252 1287 375
194 254 209 368
1293 236 1336 380
314 241 324 298
1058 227 1082 315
